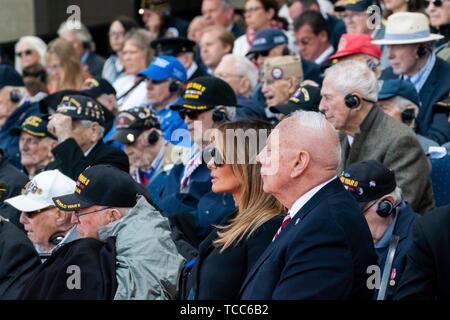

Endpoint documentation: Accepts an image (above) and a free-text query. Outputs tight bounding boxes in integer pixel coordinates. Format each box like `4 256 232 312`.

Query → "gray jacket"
98 196 185 300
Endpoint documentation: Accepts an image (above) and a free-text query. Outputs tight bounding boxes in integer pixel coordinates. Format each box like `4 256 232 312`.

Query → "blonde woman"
183 119 285 300
45 38 84 93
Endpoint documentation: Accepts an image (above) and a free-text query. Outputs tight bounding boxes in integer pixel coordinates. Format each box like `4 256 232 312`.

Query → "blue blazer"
149 162 235 240
239 178 378 300
381 58 450 144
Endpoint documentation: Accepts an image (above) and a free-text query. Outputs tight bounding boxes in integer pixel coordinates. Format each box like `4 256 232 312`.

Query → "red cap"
328 33 382 60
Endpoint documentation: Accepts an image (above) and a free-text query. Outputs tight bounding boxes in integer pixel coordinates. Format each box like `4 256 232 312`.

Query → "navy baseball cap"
340 160 397 203
248 28 288 55
0 64 24 88
378 79 421 107
10 114 56 139
335 0 375 12
270 85 321 115
138 55 187 83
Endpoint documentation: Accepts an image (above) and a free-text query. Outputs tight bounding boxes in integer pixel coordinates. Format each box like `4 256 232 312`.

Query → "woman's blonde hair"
46 38 84 91
212 120 286 252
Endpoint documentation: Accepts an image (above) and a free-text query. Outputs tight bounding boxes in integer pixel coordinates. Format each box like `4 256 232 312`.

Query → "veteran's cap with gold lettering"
4 170 76 212
53 165 147 211
170 76 238 112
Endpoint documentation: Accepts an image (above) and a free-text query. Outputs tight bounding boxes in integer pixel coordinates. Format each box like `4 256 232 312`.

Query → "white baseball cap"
4 170 76 213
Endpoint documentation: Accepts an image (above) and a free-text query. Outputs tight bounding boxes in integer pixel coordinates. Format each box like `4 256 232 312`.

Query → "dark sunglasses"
426 0 444 6
16 49 33 58
255 50 270 58
146 78 168 85
23 206 52 219
179 109 202 120
209 147 224 167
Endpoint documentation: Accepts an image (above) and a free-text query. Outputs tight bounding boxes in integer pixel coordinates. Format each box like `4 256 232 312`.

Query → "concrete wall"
0 0 35 43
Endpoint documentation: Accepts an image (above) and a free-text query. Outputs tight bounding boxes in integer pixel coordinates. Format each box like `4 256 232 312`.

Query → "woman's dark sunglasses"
210 147 224 167
16 49 33 58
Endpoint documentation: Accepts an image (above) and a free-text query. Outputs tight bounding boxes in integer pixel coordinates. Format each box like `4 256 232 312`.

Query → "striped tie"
272 214 292 241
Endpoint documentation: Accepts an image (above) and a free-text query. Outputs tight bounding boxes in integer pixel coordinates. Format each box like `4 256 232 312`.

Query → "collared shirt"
314 45 334 65
403 54 436 93
375 212 398 250
347 135 354 147
84 141 97 157
186 61 199 80
80 51 90 65
289 177 336 219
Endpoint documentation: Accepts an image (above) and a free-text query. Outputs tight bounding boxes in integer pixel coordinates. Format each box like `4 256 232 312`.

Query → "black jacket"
0 218 41 299
85 52 106 79
19 237 117 300
0 150 29 230
394 205 450 300
184 214 283 300
46 138 129 180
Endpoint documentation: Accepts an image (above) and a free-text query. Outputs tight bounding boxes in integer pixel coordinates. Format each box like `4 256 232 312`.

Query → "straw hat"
372 12 443 45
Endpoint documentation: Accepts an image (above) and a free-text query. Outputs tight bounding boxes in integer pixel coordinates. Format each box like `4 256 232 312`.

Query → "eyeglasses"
179 109 202 120
109 31 125 38
244 6 264 15
23 206 53 219
426 0 444 6
16 49 33 58
254 50 271 59
73 206 113 223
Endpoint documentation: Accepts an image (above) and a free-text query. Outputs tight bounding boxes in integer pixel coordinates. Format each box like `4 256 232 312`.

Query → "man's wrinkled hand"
48 114 74 143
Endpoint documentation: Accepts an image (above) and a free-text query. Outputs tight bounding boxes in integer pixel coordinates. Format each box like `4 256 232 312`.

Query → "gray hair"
220 54 259 91
291 110 341 164
80 120 105 138
391 186 403 206
324 60 379 102
58 21 94 50
15 36 48 74
124 28 156 64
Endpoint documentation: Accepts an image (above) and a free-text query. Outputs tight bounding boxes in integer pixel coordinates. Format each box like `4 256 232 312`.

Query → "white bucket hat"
4 170 76 213
372 12 444 45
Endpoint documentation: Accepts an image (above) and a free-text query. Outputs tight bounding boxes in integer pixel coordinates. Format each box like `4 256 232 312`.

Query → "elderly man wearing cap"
139 0 189 38
109 106 189 187
151 37 207 81
340 160 418 300
335 0 388 68
150 76 236 245
10 115 58 178
319 60 434 213
4 170 77 255
0 64 40 169
374 12 450 145
20 165 184 300
327 33 382 77
261 55 303 109
269 84 321 119
138 55 190 146
378 79 440 152
46 94 130 180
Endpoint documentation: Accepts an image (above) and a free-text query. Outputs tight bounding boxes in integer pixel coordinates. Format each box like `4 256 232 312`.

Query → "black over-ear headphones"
212 109 230 123
401 108 416 124
147 130 161 145
344 94 361 109
10 90 22 103
376 200 395 218
49 233 65 246
169 80 181 93
417 46 428 59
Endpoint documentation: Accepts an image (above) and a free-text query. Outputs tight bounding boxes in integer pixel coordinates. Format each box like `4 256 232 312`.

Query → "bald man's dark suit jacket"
239 178 377 300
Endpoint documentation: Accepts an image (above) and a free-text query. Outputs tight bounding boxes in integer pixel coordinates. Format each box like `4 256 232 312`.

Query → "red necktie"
273 214 292 241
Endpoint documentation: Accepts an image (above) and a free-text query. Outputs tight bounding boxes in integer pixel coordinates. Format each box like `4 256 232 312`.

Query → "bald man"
239 111 377 300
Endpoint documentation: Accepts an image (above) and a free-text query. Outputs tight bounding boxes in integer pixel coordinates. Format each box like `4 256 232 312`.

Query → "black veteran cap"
170 76 238 111
109 106 161 144
151 37 196 56
82 78 116 98
270 85 321 115
10 115 56 139
56 94 106 126
340 160 397 203
53 165 147 211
